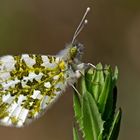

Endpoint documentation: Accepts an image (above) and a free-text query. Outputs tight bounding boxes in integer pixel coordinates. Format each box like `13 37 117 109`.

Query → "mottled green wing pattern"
0 54 68 127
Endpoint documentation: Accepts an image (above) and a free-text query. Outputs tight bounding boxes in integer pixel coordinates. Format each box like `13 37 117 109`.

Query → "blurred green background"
0 0 139 140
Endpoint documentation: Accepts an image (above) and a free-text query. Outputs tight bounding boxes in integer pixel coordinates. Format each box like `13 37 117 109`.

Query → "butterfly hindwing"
0 54 68 127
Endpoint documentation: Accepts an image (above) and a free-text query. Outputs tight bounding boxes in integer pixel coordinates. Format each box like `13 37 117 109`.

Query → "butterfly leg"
87 63 96 69
70 83 81 96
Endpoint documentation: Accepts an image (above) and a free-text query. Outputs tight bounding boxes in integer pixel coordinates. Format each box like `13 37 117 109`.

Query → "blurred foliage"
73 63 122 140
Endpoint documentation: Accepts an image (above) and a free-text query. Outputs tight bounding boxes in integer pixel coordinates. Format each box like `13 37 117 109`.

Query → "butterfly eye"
70 47 77 57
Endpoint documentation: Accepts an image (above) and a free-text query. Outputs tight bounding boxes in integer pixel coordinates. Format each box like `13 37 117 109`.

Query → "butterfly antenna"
72 7 90 44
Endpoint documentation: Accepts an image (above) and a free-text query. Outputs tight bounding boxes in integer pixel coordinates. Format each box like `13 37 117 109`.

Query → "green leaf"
73 91 82 123
73 91 83 131
102 86 118 138
73 126 80 140
97 66 119 138
85 68 95 94
81 78 104 140
112 66 119 86
98 67 113 116
73 63 121 140
107 108 122 140
98 134 103 140
82 92 104 140
90 63 105 101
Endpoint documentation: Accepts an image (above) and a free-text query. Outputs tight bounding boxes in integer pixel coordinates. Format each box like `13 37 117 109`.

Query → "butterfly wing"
0 54 68 127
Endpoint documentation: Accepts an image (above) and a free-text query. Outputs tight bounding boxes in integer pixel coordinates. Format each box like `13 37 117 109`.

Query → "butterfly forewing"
0 54 68 127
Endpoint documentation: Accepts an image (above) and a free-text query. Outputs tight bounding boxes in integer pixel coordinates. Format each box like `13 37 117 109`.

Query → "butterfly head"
69 42 84 62
58 7 90 68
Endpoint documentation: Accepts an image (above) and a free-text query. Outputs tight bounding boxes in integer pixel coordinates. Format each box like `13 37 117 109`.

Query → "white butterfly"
0 7 93 127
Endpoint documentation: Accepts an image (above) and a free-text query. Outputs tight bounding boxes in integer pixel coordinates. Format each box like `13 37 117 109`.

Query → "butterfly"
0 7 92 127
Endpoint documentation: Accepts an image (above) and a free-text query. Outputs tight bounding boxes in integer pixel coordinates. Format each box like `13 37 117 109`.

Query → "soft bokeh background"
0 0 139 140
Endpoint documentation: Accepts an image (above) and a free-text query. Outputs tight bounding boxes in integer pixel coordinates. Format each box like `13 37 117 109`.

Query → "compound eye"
70 47 77 56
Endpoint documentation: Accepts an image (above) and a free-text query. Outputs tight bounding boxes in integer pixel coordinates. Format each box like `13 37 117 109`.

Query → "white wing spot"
23 72 43 82
55 57 60 63
2 78 20 90
41 56 49 66
17 95 26 105
53 75 59 80
2 93 11 102
0 117 10 126
37 93 43 100
0 55 15 71
18 108 29 123
31 90 41 99
0 72 11 81
2 93 14 104
7 102 18 116
17 120 23 127
44 82 51 88
41 55 57 68
21 54 36 67
11 106 22 119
